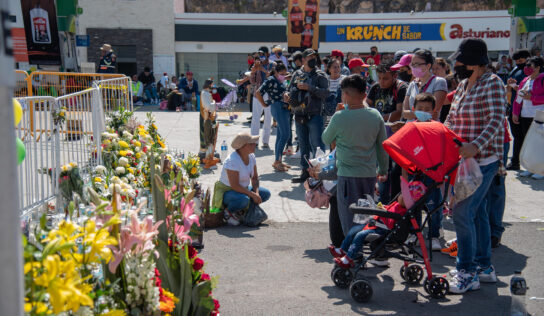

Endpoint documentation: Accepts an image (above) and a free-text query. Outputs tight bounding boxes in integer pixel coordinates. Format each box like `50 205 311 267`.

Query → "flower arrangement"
181 153 202 179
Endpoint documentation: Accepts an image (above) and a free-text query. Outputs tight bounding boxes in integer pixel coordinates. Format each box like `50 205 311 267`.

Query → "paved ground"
135 105 544 315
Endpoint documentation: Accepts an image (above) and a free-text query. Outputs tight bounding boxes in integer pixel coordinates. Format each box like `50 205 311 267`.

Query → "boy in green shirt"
322 75 389 235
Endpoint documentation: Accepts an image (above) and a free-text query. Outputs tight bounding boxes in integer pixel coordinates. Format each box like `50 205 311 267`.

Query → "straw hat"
100 44 112 52
231 132 259 150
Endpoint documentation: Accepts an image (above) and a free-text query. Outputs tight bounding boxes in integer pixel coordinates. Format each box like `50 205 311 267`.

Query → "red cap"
331 49 344 59
391 54 413 71
348 58 369 70
186 71 193 75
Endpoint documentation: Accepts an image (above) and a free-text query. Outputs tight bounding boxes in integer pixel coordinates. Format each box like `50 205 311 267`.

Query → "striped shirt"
445 72 506 174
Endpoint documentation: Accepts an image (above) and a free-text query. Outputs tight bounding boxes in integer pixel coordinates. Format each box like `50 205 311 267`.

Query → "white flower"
111 176 121 184
134 146 141 152
118 157 129 167
61 164 72 172
95 165 107 175
123 131 133 138
115 167 125 175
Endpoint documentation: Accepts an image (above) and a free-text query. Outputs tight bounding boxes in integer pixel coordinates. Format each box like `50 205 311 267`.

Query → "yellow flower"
105 183 109 189
103 139 111 145
94 177 102 183
74 221 117 264
191 167 197 175
127 167 134 174
133 140 142 147
101 310 127 316
24 299 51 314
157 139 166 149
69 162 77 168
175 161 182 168
135 152 141 159
59 111 65 117
152 123 158 130
118 140 130 148
119 150 128 157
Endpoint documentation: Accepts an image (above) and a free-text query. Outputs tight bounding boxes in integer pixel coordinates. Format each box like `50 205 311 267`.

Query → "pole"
0 0 24 314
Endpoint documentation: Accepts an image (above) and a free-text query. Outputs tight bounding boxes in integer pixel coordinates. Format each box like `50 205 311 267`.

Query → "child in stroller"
329 180 427 269
329 121 463 303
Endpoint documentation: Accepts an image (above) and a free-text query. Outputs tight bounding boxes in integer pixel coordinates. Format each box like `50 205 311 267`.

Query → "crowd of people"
213 40 544 295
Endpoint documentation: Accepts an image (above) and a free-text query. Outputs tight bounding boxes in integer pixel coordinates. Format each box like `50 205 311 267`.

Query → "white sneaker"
478 265 498 283
446 238 457 247
226 216 240 226
520 170 533 177
449 270 480 294
431 238 442 251
531 174 544 180
368 259 390 267
289 151 301 159
449 269 459 277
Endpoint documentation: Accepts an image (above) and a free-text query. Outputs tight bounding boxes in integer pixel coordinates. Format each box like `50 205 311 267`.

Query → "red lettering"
449 24 510 40
449 24 463 39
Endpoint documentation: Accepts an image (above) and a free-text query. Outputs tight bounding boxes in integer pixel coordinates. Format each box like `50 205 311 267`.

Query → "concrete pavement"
135 105 544 315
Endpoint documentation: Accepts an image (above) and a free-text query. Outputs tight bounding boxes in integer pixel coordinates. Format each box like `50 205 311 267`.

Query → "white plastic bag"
353 194 376 224
453 157 483 204
520 110 544 175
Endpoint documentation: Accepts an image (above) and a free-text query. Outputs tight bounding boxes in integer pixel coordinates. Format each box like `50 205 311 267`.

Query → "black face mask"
454 65 474 80
307 59 317 69
516 63 526 69
371 51 376 56
398 71 412 82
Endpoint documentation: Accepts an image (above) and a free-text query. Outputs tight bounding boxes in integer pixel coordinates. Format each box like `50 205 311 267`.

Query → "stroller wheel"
350 279 373 303
331 267 353 289
399 266 407 280
404 264 424 285
427 276 449 299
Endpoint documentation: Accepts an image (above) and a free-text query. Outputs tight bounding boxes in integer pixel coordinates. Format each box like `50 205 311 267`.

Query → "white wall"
77 0 175 75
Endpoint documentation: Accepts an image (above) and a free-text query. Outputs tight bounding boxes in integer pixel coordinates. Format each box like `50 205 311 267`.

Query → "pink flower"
200 273 210 282
213 299 220 311
167 198 200 243
193 257 204 270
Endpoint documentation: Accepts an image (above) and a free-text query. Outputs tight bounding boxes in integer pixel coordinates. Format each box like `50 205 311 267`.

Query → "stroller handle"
349 204 402 221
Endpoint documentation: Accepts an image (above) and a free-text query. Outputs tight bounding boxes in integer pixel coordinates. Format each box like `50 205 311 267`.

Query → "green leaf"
191 281 214 316
68 201 75 220
155 240 181 296
178 245 193 316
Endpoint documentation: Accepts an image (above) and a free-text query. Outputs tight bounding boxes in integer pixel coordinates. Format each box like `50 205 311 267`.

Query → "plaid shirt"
445 72 506 174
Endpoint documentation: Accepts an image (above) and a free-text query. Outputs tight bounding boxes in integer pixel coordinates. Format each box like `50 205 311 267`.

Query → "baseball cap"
391 54 413 71
449 38 489 66
186 71 193 75
394 50 407 63
331 49 345 59
302 48 318 58
348 58 369 70
231 132 259 150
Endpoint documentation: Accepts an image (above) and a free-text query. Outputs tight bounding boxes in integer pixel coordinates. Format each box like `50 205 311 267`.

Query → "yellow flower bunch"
133 140 142 148
119 150 128 157
118 140 130 148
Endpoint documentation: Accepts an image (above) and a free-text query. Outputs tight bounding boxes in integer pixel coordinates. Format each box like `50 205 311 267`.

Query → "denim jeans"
453 161 499 272
503 141 510 167
487 174 506 239
222 186 271 214
341 225 387 259
144 86 159 101
378 159 393 204
295 115 325 170
286 114 294 147
270 102 291 161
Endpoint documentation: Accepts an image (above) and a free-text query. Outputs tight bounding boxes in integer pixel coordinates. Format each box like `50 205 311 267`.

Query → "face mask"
371 51 376 56
291 62 297 69
454 65 474 80
212 89 217 94
524 66 534 76
398 71 412 82
307 59 317 69
277 75 286 82
411 66 427 78
277 52 283 57
415 110 432 122
320 64 325 72
516 63 526 69
343 103 349 110
260 56 266 61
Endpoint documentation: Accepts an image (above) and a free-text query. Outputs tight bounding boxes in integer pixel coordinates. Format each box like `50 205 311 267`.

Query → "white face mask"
212 89 217 94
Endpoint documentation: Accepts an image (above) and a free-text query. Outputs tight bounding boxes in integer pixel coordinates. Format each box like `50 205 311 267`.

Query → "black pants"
440 104 451 123
518 117 534 158
328 195 344 247
510 114 529 167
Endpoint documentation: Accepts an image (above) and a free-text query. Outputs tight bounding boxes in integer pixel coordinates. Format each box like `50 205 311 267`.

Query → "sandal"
280 163 292 169
272 162 288 172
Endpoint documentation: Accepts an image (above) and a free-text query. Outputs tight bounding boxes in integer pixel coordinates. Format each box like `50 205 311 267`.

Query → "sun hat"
231 132 259 150
100 44 112 52
391 54 413 71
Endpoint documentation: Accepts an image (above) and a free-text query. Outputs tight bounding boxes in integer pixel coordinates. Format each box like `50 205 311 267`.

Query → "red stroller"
331 121 463 302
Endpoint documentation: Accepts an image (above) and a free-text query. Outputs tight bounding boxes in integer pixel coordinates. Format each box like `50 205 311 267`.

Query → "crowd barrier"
16 77 133 216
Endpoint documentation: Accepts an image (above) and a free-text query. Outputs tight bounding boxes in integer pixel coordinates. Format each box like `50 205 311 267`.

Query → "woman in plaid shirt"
445 39 506 294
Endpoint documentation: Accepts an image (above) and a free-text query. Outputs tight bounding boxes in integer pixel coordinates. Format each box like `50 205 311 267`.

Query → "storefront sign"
326 23 445 42
449 24 510 39
76 35 90 47
287 0 319 52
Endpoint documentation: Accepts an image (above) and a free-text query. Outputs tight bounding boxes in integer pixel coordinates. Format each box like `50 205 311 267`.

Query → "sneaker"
289 151 301 159
507 163 520 171
520 170 533 177
441 241 457 255
449 269 459 277
449 270 480 294
368 258 390 267
262 143 270 149
328 245 346 258
531 174 544 180
449 250 458 257
478 265 497 283
445 238 457 247
224 210 240 226
431 238 442 251
334 256 355 269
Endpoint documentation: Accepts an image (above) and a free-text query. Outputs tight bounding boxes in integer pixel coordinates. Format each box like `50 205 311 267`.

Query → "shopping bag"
242 202 268 227
453 157 483 204
520 110 544 175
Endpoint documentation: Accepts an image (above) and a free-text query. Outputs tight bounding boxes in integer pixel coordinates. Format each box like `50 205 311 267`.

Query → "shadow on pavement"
259 171 293 182
211 224 268 239
303 248 331 263
278 185 306 202
515 175 544 191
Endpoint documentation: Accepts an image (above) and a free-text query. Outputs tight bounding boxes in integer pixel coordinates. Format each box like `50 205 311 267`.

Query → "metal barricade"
27 71 125 97
94 76 133 112
15 97 60 217
14 70 29 98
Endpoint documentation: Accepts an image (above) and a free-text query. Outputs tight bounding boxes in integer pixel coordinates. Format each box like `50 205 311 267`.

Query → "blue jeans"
222 187 271 214
503 141 510 167
453 161 499 272
286 114 294 147
341 225 387 259
270 102 291 161
295 115 325 170
144 86 159 101
488 174 506 239
378 159 393 204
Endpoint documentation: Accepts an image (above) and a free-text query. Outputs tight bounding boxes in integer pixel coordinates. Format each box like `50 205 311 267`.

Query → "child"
329 180 427 268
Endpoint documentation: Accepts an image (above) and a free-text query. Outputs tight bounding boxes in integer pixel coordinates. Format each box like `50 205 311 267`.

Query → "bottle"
290 0 304 34
510 271 528 316
301 23 314 48
220 140 228 162
304 0 318 24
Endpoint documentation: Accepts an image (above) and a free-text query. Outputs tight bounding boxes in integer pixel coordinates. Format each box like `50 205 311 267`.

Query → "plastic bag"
353 194 376 224
453 157 483 204
520 110 544 175
242 202 268 227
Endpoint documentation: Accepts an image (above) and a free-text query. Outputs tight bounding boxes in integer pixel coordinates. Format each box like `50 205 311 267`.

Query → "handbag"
242 202 268 227
304 179 331 208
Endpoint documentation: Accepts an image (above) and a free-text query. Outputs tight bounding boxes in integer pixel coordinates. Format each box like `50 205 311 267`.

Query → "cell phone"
304 155 313 168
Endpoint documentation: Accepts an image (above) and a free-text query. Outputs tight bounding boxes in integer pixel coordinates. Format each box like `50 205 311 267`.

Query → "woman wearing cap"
200 79 220 169
255 63 291 172
219 132 271 226
402 49 447 120
444 38 506 294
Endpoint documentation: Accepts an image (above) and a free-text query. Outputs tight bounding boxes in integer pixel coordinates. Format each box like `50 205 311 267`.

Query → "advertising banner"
20 0 61 65
326 23 445 42
288 0 319 52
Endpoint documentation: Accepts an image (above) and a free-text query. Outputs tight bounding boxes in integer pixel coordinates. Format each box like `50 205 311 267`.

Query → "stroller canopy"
383 121 463 183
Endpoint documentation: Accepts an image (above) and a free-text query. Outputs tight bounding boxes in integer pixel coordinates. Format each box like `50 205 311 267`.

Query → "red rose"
213 299 220 310
200 273 210 282
192 258 204 270
188 245 197 259
211 311 219 316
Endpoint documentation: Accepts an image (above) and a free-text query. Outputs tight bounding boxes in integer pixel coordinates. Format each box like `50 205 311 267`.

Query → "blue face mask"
344 103 349 110
415 110 432 122
277 52 283 57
